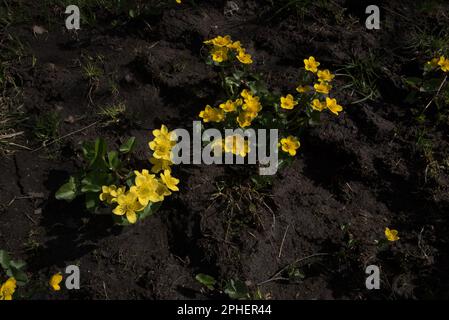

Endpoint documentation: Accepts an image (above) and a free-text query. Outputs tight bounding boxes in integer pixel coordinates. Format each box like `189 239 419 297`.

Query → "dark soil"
1 0 449 299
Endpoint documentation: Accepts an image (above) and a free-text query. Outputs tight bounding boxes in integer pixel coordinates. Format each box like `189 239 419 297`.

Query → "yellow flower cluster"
0 277 16 300
280 136 300 156
100 125 179 224
427 56 449 73
199 89 262 128
204 35 253 64
295 56 342 115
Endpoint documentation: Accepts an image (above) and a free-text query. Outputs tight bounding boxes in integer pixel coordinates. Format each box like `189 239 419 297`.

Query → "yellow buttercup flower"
160 170 180 192
0 277 16 300
240 89 252 99
150 157 172 173
211 46 229 63
304 56 320 73
49 273 63 291
317 69 335 82
296 85 311 93
132 170 164 206
199 105 225 123
280 94 298 110
438 56 449 72
204 35 232 47
223 135 250 157
280 136 300 156
149 125 176 161
227 41 242 51
99 185 125 204
149 137 173 161
236 49 253 64
242 98 262 115
152 124 175 143
112 190 145 224
219 100 237 113
314 82 332 94
311 99 326 112
325 97 343 115
237 111 254 128
176 0 181 3
385 227 399 242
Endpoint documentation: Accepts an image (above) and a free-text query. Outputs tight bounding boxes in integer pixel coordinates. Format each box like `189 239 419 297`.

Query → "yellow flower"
99 185 125 204
242 98 262 115
176 0 181 3
314 82 332 94
438 56 449 72
160 170 180 192
317 69 335 82
237 111 254 128
132 170 163 206
223 135 250 157
385 227 399 242
280 94 298 110
325 97 343 115
211 46 229 63
204 35 232 47
280 136 300 156
49 273 63 291
0 277 16 300
227 41 242 51
304 56 320 73
149 137 173 161
240 89 252 99
112 190 145 224
149 125 176 161
152 124 175 143
199 105 225 123
311 99 326 112
219 100 237 113
296 85 311 93
236 49 253 64
150 157 172 173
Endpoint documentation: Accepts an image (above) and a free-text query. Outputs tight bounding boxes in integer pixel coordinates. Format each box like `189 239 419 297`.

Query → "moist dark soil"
1 0 449 299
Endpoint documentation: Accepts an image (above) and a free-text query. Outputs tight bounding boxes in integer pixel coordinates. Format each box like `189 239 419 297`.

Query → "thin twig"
32 121 98 152
424 75 447 112
278 225 290 259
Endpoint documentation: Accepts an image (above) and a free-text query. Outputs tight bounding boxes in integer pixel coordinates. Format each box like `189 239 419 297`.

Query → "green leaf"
108 151 121 171
119 137 136 154
139 201 162 221
8 267 28 285
224 279 250 300
404 77 422 88
85 192 99 211
422 78 443 93
81 141 95 162
9 259 26 270
81 176 102 193
195 274 216 290
81 171 113 193
55 176 77 202
0 250 11 270
90 138 108 169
